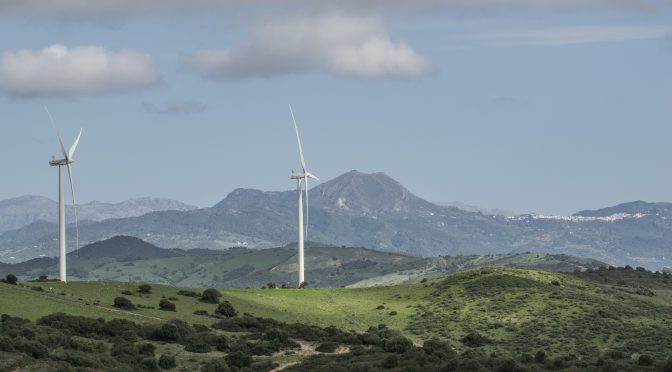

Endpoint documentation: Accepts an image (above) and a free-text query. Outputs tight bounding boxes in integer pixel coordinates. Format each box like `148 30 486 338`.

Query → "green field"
3 266 672 370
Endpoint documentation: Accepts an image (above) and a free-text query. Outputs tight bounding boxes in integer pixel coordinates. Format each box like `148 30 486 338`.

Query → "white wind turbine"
45 107 82 283
289 105 319 287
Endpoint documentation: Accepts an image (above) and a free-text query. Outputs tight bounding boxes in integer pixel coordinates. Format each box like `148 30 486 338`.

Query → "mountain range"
1 170 671 268
0 195 197 234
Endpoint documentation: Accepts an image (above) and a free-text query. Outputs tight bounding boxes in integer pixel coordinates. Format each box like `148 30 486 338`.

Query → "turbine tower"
289 105 319 287
45 107 82 283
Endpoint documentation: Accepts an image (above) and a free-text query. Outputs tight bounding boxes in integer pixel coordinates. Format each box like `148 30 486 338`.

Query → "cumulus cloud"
0 44 158 97
187 15 434 79
143 100 206 114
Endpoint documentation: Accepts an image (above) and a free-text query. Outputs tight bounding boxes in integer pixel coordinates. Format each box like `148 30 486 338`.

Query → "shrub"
138 284 152 293
376 305 385 310
177 290 201 298
202 358 230 372
316 342 339 353
141 357 158 370
226 351 252 369
520 353 534 364
121 290 133 295
266 282 277 289
461 332 490 348
215 301 237 317
158 354 177 370
535 351 546 363
113 297 137 310
159 299 176 312
299 281 309 289
185 338 211 353
201 289 222 304
388 311 398 316
214 335 229 352
382 354 398 369
194 310 209 316
5 274 18 284
384 336 413 353
638 355 654 366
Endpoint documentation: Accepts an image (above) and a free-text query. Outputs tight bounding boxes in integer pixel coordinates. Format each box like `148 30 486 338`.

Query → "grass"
3 266 672 362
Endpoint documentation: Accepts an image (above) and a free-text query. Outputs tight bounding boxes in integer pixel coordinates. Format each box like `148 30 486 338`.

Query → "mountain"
0 195 198 234
435 201 516 217
74 235 182 260
2 171 672 268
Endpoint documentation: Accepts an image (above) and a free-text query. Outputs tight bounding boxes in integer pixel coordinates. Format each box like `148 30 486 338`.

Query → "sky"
0 0 670 216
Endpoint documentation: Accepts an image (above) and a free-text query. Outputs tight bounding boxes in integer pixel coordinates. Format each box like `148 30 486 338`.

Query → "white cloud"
0 44 158 97
143 100 206 114
187 15 434 79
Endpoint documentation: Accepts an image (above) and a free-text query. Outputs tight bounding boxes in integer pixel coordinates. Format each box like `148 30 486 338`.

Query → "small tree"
5 274 17 285
266 282 277 289
215 301 237 318
138 284 152 293
113 297 137 310
299 281 309 289
159 299 176 312
201 289 222 304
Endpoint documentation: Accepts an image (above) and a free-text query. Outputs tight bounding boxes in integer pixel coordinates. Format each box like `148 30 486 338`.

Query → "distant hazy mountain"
435 201 516 217
0 195 198 234
1 171 672 269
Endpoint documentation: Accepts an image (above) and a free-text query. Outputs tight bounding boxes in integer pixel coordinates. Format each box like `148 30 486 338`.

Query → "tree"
113 297 137 310
384 336 413 353
138 284 152 293
159 299 176 312
299 281 309 289
266 282 277 289
215 301 237 318
5 274 17 285
201 289 222 304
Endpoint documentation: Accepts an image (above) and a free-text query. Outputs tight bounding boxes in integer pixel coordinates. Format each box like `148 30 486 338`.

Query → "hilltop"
0 236 604 288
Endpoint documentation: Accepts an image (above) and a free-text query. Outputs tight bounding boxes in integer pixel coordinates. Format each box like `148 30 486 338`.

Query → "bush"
177 290 201 297
214 335 230 352
202 358 230 372
215 301 237 317
185 338 211 353
121 290 133 295
201 289 222 304
382 354 398 369
5 274 18 284
158 354 177 370
535 350 546 363
460 332 490 348
266 282 277 289
138 284 152 293
194 310 209 316
384 336 413 353
159 299 176 312
226 351 252 369
638 355 654 366
113 297 137 310
316 342 339 353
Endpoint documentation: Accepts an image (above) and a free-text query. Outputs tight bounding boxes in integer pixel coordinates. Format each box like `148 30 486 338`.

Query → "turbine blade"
307 172 319 181
304 176 309 242
289 104 307 172
66 164 79 255
68 128 82 160
44 106 68 159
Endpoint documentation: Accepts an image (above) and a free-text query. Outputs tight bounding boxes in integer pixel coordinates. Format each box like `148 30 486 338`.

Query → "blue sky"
0 1 670 215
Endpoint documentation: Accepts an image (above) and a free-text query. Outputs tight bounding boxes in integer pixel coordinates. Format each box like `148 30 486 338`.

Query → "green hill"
2 266 672 370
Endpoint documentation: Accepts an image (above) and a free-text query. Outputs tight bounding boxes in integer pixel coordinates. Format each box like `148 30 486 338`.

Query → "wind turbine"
289 105 319 287
45 107 82 283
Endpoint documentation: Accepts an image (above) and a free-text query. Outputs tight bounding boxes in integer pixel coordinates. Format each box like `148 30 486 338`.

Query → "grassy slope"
3 267 671 361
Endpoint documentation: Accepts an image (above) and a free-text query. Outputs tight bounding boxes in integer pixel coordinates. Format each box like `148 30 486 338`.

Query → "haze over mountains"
1 170 671 268
0 195 197 234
